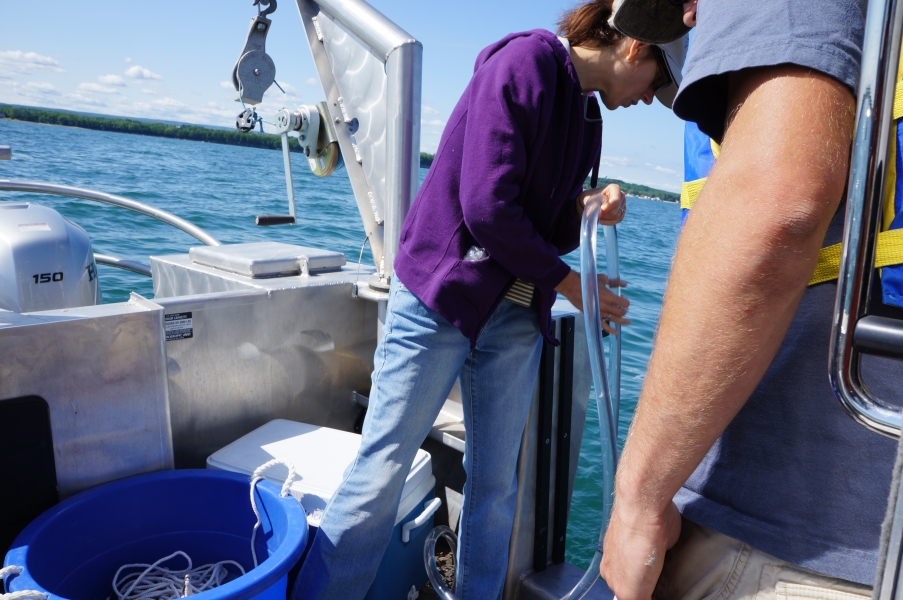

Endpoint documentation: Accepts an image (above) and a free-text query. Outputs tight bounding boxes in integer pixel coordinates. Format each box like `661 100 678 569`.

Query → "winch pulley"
232 2 344 226
232 1 277 106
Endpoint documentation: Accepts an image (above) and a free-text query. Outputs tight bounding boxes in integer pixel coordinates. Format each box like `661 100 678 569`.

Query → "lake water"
0 118 681 569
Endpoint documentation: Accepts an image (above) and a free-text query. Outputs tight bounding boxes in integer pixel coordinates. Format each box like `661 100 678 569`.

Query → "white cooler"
207 419 440 600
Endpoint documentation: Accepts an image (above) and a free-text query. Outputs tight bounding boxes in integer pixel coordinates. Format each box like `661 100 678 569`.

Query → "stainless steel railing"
0 179 221 247
828 0 903 438
94 253 152 276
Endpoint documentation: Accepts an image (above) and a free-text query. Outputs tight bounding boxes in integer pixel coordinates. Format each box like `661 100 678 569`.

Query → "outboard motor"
0 203 99 312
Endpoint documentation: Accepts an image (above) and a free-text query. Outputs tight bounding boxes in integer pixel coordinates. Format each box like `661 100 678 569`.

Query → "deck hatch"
189 241 346 278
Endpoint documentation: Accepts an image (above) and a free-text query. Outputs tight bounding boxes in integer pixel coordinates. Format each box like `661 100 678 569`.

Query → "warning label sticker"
165 312 193 341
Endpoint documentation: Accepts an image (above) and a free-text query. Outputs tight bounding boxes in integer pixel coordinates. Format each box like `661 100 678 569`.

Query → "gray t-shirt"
673 0 865 142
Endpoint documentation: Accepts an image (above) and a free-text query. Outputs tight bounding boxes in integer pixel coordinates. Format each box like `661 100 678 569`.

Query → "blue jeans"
292 278 543 600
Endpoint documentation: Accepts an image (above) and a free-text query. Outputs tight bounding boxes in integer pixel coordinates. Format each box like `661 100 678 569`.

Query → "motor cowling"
0 203 99 312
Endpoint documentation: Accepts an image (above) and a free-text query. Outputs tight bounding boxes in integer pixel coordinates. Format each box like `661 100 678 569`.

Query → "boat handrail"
0 179 222 248
94 253 152 277
828 0 903 439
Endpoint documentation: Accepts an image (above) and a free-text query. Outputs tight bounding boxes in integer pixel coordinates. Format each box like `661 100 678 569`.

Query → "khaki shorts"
653 520 872 600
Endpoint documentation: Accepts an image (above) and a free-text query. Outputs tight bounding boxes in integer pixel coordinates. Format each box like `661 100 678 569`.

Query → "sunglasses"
650 46 673 93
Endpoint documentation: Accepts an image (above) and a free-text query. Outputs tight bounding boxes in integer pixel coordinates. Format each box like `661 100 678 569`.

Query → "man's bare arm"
599 65 855 600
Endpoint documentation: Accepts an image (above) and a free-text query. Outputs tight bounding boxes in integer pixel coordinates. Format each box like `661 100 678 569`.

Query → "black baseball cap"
611 0 690 44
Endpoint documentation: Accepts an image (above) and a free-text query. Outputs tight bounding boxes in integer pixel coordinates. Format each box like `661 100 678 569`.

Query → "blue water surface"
0 118 681 570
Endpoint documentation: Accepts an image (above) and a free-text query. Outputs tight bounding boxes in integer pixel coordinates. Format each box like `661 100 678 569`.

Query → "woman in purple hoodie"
293 2 675 598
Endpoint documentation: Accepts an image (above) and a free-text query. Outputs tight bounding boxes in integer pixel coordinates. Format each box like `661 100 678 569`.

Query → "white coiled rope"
1 565 45 600
112 551 245 600
109 460 296 600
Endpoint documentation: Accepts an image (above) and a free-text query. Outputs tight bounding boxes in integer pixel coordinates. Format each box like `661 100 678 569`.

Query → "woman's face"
597 41 664 110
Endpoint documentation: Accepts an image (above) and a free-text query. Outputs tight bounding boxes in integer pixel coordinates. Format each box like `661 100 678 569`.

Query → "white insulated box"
207 419 439 600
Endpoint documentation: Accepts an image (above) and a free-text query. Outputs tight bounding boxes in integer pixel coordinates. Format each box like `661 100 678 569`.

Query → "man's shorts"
673 0 866 142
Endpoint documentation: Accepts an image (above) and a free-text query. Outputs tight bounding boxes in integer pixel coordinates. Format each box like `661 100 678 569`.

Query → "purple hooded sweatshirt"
395 29 602 346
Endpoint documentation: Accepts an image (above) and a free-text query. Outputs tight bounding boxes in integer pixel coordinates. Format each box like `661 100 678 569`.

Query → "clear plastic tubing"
424 526 458 600
559 196 621 600
424 197 621 600
603 224 621 423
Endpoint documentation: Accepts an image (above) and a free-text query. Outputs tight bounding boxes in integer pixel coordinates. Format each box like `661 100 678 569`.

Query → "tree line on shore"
586 176 679 203
0 104 437 167
1 105 678 198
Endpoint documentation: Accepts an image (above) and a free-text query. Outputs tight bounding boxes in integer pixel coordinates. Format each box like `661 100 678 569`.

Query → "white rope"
107 460 296 600
1 591 46 600
112 551 245 600
249 459 296 568
1 565 46 600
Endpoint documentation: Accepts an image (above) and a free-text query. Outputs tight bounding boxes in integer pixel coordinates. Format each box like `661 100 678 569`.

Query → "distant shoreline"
0 104 438 168
0 105 675 197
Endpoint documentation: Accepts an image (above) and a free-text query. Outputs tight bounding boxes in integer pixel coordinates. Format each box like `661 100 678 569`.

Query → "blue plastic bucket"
3 469 308 600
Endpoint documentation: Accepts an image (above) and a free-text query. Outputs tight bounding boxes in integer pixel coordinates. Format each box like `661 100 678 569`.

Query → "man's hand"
578 184 627 225
554 270 630 335
600 500 681 600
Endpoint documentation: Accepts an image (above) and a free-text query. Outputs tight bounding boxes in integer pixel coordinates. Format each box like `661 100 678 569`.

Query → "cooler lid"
189 242 345 278
207 419 433 526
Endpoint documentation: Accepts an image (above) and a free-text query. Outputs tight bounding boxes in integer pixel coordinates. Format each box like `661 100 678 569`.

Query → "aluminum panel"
0 296 172 498
294 0 421 278
316 11 389 225
150 253 378 468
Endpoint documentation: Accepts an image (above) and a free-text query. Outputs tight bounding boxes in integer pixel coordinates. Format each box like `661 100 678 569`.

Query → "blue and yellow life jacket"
679 68 903 306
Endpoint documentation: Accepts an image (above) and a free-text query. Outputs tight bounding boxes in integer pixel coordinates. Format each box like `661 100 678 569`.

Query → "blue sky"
0 1 685 191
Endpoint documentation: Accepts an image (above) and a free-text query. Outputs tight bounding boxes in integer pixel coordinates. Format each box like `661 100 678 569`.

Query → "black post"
533 334 557 573
551 316 575 563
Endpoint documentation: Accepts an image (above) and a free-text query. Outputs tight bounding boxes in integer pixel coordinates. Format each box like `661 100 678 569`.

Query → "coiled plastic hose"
424 196 621 600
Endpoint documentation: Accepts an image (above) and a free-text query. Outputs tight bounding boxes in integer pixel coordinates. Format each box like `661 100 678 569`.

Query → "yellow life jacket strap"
895 80 903 120
681 178 706 210
681 176 903 286
809 229 903 286
681 81 903 286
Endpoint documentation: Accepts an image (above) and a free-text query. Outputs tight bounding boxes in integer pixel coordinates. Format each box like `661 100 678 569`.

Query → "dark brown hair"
557 0 624 48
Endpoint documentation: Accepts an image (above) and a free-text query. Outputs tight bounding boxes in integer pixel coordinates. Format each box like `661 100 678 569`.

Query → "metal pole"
0 179 222 247
828 0 903 438
383 41 422 280
281 133 297 221
94 253 152 277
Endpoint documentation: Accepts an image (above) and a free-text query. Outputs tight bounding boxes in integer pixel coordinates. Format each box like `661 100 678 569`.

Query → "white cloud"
152 97 188 109
304 78 318 86
98 74 126 86
23 81 60 94
0 50 64 75
654 165 677 175
125 57 132 63
78 82 119 94
114 97 235 125
125 65 162 80
64 93 107 107
220 81 234 90
277 82 299 96
600 155 630 166
423 105 439 115
422 118 445 127
141 88 158 96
